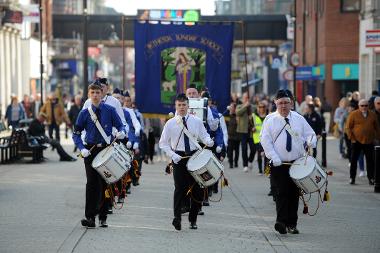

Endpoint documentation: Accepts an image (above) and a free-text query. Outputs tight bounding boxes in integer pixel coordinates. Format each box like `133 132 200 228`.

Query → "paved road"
0 138 379 253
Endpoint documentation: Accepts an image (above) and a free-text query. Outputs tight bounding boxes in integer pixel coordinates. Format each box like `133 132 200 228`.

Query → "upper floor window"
341 0 361 12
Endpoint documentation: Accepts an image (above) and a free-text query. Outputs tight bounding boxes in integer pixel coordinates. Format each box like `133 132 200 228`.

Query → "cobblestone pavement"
0 137 379 253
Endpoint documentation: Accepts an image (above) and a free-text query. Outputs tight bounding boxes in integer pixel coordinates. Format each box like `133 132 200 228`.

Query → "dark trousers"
48 139 71 159
350 142 374 180
48 122 60 141
271 164 299 227
252 143 268 173
240 133 255 167
84 146 109 220
172 153 202 223
227 139 240 167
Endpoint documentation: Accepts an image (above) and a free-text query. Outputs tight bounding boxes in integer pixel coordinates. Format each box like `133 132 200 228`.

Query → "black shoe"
126 188 131 194
369 179 375 185
202 201 210 207
234 163 238 168
198 210 204 215
189 222 198 229
60 157 77 162
181 207 190 214
107 207 113 214
274 222 287 234
229 164 233 169
349 178 355 185
287 226 299 234
267 191 273 196
99 219 108 228
117 197 125 204
172 218 181 231
213 188 218 194
81 218 95 228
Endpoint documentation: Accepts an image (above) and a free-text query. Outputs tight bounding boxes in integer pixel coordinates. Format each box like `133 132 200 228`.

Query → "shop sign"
2 9 23 24
366 30 380 47
332 64 358 80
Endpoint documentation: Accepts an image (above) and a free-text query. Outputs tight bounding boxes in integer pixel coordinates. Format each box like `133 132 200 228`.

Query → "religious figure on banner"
175 52 193 94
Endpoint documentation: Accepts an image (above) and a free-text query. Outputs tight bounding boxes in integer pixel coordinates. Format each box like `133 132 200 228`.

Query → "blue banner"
134 21 234 114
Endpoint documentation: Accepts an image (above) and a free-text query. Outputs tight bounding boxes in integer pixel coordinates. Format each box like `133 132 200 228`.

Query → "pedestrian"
68 95 82 152
368 90 379 110
159 93 214 231
304 103 323 158
39 93 71 142
321 97 332 133
261 89 316 235
72 81 126 228
236 92 255 172
251 100 269 174
29 113 76 161
345 99 380 185
334 97 349 158
226 102 240 168
5 94 26 128
298 95 313 115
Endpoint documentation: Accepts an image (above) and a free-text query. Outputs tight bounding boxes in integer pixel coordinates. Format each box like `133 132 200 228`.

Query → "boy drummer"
72 81 126 228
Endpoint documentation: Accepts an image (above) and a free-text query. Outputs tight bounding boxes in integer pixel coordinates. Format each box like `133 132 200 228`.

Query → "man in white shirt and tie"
261 89 316 235
159 93 214 231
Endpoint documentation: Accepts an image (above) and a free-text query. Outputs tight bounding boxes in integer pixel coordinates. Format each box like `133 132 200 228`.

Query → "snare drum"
187 149 224 187
289 156 327 194
92 143 132 184
188 98 208 122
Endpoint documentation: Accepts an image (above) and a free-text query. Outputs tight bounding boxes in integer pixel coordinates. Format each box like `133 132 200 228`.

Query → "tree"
161 48 176 82
187 48 205 84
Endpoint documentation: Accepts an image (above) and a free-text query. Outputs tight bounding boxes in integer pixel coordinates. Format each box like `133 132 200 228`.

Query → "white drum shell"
187 149 224 187
289 156 327 194
92 143 132 184
188 98 208 122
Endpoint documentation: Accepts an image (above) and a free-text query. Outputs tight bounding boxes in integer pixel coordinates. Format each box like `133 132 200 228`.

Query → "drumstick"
77 144 97 158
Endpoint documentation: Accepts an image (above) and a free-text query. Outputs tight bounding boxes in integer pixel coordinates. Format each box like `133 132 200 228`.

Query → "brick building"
295 0 360 107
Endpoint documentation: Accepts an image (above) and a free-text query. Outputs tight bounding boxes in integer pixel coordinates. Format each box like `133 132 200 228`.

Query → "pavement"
0 136 380 253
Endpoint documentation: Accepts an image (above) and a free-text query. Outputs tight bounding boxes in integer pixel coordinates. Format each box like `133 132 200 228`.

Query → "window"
341 0 361 12
375 53 380 80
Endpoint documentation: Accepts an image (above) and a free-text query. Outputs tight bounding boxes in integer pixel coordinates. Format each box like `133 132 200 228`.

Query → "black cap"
276 89 293 100
123 90 130 97
202 91 211 99
113 88 122 94
98 77 108 86
89 79 103 89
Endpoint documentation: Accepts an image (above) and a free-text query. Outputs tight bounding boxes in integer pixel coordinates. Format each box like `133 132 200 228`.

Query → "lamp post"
39 0 43 105
293 0 297 101
83 0 89 99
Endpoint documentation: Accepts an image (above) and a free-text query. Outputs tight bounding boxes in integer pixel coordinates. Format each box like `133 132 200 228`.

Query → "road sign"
271 58 282 69
283 69 294 81
366 30 380 47
290 52 300 67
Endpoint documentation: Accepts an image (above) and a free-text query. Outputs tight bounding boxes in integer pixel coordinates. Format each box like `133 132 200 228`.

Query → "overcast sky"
104 0 216 15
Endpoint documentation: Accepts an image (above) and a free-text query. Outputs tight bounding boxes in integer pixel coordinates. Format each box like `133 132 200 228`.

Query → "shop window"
375 53 380 80
341 0 361 12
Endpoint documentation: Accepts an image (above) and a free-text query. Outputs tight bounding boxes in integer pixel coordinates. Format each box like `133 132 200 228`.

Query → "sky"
104 0 216 16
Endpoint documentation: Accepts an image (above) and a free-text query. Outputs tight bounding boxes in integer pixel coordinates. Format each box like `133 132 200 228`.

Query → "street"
0 138 380 253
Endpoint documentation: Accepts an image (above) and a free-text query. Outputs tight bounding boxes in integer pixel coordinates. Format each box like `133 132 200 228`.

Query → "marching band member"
72 81 126 228
261 89 316 235
159 93 214 230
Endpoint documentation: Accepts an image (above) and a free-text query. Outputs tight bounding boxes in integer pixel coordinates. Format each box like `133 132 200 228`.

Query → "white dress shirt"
207 107 219 131
125 107 141 134
219 113 228 147
260 111 316 163
159 114 213 158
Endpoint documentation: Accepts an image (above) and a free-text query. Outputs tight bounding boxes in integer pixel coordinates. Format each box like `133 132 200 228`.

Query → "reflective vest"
252 113 264 144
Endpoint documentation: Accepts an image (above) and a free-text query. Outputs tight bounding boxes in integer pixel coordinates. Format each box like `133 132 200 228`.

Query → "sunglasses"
360 105 368 107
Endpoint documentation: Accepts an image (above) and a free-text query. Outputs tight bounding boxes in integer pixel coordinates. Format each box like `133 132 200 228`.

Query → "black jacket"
304 111 323 135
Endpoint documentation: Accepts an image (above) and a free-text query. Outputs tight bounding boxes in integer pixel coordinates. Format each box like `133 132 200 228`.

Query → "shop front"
332 63 359 97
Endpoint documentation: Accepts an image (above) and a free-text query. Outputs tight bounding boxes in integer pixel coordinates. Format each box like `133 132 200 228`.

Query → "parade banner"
134 21 234 115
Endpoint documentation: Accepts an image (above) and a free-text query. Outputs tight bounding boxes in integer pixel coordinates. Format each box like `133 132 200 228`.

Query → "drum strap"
88 106 111 144
177 116 202 150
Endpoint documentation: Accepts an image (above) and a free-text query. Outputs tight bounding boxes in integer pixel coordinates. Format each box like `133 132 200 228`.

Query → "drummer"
159 93 214 230
260 89 316 235
73 81 126 228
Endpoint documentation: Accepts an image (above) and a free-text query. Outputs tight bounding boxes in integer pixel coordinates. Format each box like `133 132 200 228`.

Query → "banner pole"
241 20 250 98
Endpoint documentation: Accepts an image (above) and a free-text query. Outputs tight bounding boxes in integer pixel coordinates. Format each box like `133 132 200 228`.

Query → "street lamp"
39 0 44 105
83 0 89 99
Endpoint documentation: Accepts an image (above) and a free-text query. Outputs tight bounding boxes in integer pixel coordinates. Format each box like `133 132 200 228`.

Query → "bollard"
374 146 380 193
322 131 327 167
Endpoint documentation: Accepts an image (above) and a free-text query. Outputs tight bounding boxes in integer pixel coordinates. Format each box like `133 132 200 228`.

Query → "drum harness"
173 116 228 203
272 118 332 216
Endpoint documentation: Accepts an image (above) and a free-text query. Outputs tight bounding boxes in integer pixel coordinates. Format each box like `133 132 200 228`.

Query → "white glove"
126 141 132 149
135 130 140 137
171 153 182 164
271 158 282 167
133 142 139 150
216 146 222 153
116 131 126 140
205 139 214 147
81 148 90 158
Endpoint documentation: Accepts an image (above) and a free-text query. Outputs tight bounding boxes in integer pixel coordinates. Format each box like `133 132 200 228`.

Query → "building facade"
359 0 380 99
295 0 360 107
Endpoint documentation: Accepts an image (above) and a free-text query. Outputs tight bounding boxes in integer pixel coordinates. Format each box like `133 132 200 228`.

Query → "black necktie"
182 117 191 154
284 118 292 152
95 107 101 123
